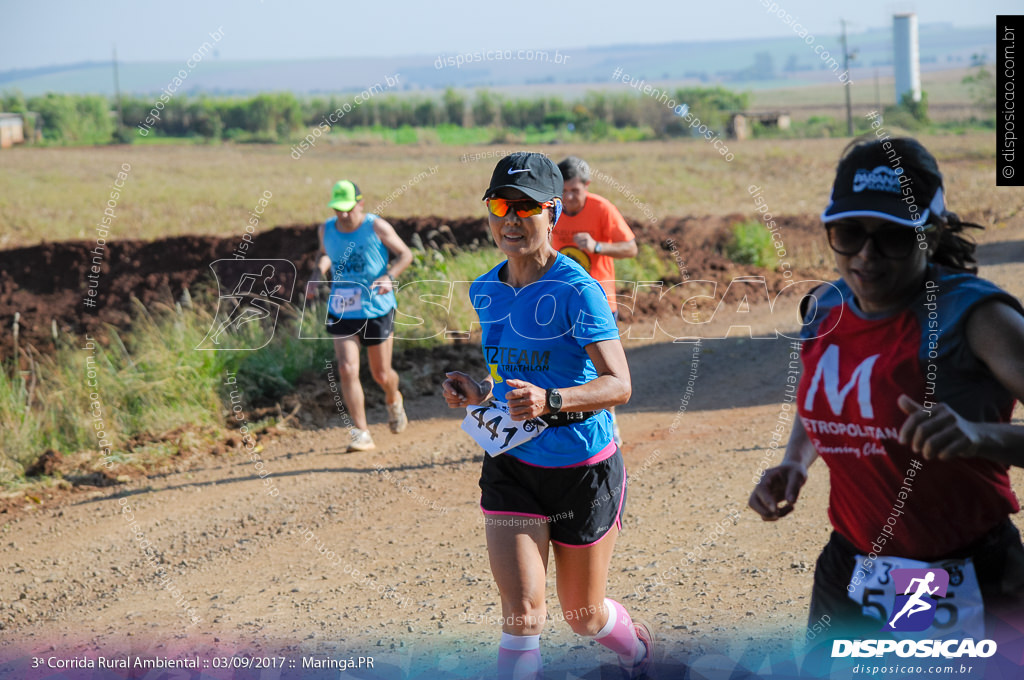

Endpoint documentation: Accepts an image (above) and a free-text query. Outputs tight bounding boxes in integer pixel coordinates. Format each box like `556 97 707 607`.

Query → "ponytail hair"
931 209 982 274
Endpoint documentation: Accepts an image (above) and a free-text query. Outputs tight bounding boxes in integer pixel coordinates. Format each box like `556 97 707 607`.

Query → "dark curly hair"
837 137 983 273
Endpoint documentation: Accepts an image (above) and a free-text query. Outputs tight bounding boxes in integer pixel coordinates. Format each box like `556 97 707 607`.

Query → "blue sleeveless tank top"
322 213 395 319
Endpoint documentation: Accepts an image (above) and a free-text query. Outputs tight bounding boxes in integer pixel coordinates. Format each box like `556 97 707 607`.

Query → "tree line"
0 87 749 144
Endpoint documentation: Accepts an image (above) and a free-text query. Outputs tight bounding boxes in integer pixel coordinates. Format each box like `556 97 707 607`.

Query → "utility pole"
841 19 854 136
874 68 881 113
112 45 124 139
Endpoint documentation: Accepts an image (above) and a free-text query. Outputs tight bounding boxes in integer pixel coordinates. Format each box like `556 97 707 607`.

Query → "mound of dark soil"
0 214 828 360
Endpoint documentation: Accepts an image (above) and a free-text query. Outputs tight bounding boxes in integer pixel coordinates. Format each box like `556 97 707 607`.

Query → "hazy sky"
2 0 1014 70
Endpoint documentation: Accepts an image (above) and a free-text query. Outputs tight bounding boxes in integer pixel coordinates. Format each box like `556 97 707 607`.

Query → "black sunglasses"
826 222 936 259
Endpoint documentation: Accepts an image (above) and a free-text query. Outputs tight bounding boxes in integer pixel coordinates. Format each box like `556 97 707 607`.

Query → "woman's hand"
504 379 548 421
749 462 808 521
443 372 490 408
898 395 981 461
748 412 817 521
372 275 394 295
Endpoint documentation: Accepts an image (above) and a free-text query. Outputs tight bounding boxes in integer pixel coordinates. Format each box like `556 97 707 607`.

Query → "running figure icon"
888 572 939 628
210 264 284 345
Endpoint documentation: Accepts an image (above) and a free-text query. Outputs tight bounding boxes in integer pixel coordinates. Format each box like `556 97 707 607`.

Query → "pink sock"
593 598 644 665
497 633 542 680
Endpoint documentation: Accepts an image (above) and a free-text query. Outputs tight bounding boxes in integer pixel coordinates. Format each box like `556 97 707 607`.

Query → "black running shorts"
479 448 626 547
326 308 395 346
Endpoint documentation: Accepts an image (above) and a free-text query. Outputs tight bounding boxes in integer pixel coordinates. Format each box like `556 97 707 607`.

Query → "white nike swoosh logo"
507 169 530 175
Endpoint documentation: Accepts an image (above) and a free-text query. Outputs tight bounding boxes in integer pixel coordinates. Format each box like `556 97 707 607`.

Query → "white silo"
893 13 921 103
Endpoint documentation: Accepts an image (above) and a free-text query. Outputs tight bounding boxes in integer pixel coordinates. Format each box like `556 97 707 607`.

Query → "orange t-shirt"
550 193 635 312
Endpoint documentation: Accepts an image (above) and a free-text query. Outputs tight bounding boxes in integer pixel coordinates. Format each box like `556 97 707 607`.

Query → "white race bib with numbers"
461 401 547 456
848 554 985 639
328 287 363 316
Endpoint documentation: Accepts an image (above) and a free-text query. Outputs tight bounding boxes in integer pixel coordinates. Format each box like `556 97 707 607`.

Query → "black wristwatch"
545 388 563 414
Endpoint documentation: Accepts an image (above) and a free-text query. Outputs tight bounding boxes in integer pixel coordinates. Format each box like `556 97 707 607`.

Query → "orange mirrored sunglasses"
485 197 552 218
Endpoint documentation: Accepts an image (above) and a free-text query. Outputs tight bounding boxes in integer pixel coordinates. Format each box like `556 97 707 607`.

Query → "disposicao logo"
883 568 947 632
831 568 997 659
831 638 996 659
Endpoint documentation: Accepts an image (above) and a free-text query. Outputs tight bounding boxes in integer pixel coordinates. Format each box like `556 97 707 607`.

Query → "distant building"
0 113 40 148
0 114 25 149
728 112 791 140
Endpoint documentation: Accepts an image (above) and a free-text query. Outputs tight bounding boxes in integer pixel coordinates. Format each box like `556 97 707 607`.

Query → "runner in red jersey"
749 138 1024 648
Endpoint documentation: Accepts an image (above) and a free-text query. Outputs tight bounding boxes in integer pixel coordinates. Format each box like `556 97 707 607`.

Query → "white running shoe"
387 396 408 434
348 428 376 452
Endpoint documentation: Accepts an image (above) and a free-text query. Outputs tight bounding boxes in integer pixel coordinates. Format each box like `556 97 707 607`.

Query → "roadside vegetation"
0 78 990 148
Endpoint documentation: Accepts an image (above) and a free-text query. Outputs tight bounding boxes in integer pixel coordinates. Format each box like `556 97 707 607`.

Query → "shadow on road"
624 334 802 415
977 238 1024 268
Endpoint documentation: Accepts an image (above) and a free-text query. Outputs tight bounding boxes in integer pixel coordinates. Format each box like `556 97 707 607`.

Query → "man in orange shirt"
553 156 638 445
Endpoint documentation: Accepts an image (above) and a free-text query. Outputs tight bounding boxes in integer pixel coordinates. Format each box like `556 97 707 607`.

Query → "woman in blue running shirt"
318 180 412 452
442 153 653 679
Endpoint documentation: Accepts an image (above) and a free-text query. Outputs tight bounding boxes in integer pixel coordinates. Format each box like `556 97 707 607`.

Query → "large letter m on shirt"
802 345 879 419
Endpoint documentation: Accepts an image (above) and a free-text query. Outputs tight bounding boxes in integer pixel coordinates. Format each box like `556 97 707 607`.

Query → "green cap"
328 180 362 211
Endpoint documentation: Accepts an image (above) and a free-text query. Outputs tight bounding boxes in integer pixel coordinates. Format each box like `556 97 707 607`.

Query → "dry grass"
749 66 988 119
0 132 1011 249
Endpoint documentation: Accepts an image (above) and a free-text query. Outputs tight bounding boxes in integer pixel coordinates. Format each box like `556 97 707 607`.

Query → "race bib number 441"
461 401 547 456
848 555 984 640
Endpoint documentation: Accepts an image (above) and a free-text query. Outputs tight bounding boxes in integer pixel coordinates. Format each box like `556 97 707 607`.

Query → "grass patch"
0 293 339 483
615 243 674 283
132 135 215 146
726 220 778 268
1 299 237 482
392 246 502 344
0 245 509 483
429 125 497 146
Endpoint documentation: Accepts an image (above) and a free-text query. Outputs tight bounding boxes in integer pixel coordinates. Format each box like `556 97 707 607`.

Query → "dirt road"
2 227 1024 679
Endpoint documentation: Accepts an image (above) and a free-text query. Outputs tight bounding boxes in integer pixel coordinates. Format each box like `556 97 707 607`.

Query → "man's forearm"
594 239 637 259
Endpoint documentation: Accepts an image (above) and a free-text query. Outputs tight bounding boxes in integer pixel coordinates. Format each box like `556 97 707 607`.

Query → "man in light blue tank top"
317 180 413 452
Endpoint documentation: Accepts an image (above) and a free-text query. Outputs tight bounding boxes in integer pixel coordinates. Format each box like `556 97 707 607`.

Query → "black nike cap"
483 152 563 203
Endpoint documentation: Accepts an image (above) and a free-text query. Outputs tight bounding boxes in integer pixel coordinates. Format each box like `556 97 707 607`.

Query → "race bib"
328 287 363 316
461 401 547 456
848 554 984 639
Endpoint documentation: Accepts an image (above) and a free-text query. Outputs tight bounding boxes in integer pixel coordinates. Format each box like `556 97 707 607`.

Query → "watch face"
548 389 562 412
